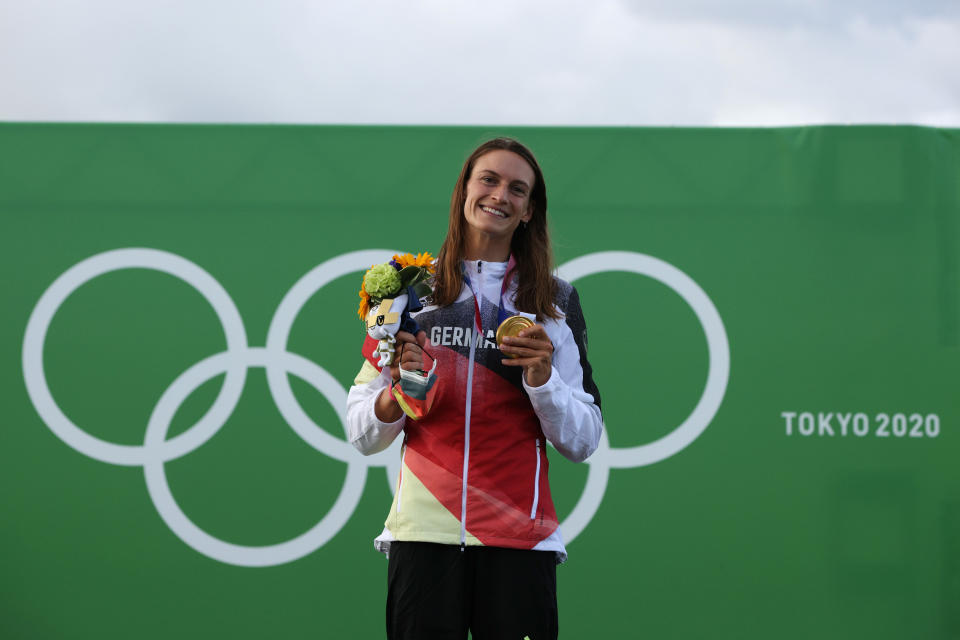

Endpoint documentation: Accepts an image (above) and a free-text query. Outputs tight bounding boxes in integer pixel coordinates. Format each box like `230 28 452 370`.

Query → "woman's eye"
480 176 495 184
511 186 527 195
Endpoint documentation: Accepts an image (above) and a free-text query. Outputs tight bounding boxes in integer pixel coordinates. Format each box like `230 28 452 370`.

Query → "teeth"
481 206 506 218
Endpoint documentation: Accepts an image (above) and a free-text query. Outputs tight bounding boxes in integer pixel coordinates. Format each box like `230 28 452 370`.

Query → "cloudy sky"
1 0 958 126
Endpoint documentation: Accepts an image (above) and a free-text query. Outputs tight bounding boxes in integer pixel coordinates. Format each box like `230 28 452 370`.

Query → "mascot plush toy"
358 253 437 419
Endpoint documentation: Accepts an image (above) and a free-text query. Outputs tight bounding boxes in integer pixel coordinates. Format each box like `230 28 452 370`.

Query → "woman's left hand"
501 324 554 387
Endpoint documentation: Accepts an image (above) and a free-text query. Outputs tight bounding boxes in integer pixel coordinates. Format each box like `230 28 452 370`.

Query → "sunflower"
357 276 372 321
393 252 435 273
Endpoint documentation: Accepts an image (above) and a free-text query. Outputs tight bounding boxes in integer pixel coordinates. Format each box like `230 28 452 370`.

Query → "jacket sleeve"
523 285 603 463
346 361 406 455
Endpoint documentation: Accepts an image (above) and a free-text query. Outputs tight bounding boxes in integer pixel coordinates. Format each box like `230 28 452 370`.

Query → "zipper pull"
478 260 482 273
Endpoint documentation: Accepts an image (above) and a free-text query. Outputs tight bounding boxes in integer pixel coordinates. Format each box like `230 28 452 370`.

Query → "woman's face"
462 149 535 243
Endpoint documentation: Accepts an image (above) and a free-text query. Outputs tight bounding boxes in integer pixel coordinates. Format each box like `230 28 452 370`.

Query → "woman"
347 137 602 640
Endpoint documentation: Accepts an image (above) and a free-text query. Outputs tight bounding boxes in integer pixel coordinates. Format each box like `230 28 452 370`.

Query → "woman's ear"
521 201 533 224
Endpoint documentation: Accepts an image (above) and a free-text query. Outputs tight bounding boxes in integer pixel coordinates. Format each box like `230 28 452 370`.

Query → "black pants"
386 542 558 640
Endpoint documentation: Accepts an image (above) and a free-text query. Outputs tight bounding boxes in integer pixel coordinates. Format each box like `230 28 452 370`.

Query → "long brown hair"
432 137 560 319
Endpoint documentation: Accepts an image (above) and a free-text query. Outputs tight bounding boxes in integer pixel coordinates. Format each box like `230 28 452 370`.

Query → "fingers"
499 324 553 387
394 330 420 346
388 331 431 383
397 330 428 353
500 325 553 357
396 331 426 373
500 339 553 356
398 345 424 371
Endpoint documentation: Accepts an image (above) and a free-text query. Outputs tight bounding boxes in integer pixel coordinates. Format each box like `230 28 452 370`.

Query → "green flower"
363 263 402 299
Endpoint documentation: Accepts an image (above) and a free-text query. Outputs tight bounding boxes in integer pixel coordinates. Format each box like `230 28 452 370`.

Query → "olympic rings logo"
22 248 729 567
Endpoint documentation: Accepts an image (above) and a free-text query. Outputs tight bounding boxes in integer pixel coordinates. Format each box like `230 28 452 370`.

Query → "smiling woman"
433 138 562 324
346 137 603 640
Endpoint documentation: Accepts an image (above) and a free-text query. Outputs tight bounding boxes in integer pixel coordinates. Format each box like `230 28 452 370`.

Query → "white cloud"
0 0 957 125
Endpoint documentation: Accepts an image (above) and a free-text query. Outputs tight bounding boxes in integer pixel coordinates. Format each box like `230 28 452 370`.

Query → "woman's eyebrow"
478 169 530 189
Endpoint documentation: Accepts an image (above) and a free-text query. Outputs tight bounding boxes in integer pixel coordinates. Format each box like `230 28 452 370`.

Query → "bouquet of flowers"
358 252 435 367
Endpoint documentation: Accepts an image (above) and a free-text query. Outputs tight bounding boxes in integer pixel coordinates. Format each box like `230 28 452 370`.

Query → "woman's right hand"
375 330 427 422
390 330 428 383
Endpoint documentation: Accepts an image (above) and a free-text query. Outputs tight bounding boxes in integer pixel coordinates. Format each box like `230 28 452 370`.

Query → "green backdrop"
1 124 958 639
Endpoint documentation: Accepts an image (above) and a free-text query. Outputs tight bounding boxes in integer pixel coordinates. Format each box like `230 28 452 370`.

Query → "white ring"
143 348 367 567
558 251 730 468
22 248 728 564
265 250 400 464
553 427 610 544
22 248 248 466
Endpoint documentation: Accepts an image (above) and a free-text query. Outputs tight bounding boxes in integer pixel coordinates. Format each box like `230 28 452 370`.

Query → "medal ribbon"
462 255 517 336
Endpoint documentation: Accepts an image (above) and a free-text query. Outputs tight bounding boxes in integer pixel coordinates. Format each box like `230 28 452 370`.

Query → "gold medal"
496 316 535 357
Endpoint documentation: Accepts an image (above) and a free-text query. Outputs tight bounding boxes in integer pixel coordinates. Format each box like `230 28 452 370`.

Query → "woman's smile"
480 205 508 218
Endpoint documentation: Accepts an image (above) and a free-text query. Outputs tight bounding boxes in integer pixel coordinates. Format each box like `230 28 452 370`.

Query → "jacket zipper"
461 322 477 547
460 263 484 547
530 438 541 519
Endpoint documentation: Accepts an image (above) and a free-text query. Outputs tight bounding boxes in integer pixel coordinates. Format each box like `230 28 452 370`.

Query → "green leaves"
397 265 430 289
